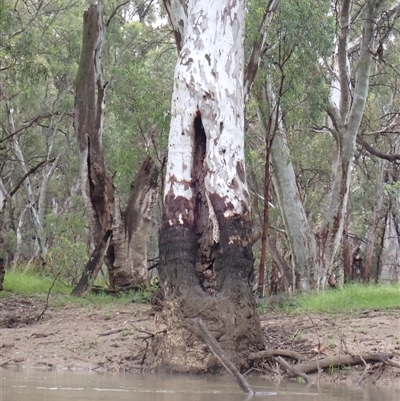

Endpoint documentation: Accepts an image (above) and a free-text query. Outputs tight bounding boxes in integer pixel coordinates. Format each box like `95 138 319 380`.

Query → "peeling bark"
73 1 159 293
154 0 264 372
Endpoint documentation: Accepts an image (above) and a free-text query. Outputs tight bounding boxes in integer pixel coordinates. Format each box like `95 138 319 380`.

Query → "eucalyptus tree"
152 0 280 372
72 0 162 294
0 0 81 268
255 0 400 291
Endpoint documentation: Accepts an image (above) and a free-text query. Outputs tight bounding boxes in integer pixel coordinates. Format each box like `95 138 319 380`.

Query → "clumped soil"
0 293 399 387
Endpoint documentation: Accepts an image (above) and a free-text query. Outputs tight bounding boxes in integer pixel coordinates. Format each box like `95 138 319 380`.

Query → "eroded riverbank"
0 294 399 387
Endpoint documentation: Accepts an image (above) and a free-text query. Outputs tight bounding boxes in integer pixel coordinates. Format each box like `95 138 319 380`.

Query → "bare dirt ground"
0 293 399 388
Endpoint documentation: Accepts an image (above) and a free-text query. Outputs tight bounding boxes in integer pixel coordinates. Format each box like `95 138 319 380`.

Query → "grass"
0 270 139 307
1 270 70 296
2 271 399 314
291 283 400 314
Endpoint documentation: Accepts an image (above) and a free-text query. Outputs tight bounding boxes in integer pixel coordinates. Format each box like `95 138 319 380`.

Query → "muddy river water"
1 368 399 401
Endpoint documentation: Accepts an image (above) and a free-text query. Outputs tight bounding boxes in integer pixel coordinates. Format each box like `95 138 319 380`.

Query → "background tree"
251 0 400 291
72 0 160 294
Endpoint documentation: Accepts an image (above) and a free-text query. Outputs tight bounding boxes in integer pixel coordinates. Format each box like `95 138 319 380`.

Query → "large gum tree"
152 0 279 372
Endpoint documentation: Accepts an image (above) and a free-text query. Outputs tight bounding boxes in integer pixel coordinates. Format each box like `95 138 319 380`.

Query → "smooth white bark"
6 105 48 259
0 177 7 213
380 213 400 283
164 0 249 217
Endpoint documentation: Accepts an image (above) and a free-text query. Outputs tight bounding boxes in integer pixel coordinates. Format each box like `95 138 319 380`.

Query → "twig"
372 363 385 384
98 329 125 337
36 272 61 322
289 353 394 376
140 339 149 365
316 355 323 385
130 324 155 337
275 356 313 385
355 355 370 386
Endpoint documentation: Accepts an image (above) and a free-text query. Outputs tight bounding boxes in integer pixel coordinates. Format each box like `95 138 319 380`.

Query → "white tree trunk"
270 129 317 292
0 177 7 213
6 106 47 260
380 213 400 284
155 0 264 372
164 0 248 216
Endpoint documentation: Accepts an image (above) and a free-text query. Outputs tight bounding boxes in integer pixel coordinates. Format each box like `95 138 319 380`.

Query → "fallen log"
248 349 303 362
289 352 394 376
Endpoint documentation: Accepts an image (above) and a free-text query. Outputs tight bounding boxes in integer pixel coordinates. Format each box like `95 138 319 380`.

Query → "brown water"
0 368 399 401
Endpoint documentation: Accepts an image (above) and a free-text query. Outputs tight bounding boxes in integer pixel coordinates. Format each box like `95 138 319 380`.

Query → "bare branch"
357 136 400 162
9 157 55 197
105 0 130 27
348 1 400 53
0 112 62 144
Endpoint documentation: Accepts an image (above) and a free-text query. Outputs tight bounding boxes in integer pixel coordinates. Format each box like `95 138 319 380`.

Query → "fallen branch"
248 349 303 362
193 318 254 395
97 329 124 337
381 358 400 369
275 356 313 385
289 353 394 376
355 355 370 386
36 272 61 322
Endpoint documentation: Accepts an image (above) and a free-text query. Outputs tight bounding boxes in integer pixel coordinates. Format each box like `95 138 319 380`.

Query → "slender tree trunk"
73 1 159 293
153 0 264 373
363 163 385 282
255 85 276 297
379 157 400 283
0 177 7 289
258 0 384 291
6 105 48 261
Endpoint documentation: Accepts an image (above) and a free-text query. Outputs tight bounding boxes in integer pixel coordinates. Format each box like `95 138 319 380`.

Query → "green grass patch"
0 270 144 307
1 270 70 297
292 283 400 313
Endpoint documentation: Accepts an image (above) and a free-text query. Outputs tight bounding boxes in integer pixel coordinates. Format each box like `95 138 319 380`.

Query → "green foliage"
262 0 334 125
104 20 174 193
45 208 88 286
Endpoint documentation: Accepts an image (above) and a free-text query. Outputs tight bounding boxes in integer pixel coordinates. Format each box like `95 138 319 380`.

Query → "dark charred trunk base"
152 223 265 373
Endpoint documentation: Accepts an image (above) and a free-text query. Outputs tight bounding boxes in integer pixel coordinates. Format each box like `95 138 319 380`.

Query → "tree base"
152 286 264 373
